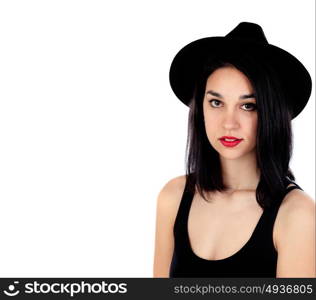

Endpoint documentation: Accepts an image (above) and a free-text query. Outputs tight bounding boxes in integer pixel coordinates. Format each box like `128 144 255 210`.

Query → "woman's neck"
220 151 260 191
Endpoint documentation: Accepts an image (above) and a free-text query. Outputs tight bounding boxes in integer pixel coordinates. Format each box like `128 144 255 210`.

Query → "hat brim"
169 37 312 119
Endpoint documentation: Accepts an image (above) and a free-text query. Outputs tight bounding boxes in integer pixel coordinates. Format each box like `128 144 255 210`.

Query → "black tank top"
169 178 303 278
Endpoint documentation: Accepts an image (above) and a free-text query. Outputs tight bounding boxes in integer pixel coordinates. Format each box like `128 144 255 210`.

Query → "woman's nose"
222 111 239 130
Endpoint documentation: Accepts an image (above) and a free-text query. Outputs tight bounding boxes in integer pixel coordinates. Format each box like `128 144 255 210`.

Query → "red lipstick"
219 136 243 148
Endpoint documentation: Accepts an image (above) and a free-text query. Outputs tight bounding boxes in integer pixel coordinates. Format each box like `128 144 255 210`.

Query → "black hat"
169 22 312 119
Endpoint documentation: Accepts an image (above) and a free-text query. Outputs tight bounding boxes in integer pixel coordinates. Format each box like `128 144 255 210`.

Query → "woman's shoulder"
275 184 315 248
281 184 315 217
155 175 187 219
274 184 315 276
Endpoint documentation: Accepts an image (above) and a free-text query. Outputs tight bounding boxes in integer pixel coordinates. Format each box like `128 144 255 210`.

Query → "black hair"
185 50 294 209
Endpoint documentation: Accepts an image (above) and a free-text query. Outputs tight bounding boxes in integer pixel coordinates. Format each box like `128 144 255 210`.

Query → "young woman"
153 22 315 278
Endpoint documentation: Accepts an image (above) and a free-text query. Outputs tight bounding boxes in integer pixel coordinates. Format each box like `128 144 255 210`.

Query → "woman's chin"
219 153 245 160
217 148 256 161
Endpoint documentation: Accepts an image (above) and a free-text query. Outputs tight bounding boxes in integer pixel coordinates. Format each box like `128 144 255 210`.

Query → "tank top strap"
257 180 304 242
268 179 303 211
173 176 194 234
284 180 303 194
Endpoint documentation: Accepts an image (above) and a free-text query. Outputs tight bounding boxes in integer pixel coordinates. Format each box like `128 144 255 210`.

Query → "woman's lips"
219 138 243 147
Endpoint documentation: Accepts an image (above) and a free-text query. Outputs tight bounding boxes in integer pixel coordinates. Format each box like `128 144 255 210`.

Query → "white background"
0 0 314 277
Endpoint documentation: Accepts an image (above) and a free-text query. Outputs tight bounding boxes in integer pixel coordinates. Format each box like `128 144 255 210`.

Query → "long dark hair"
185 51 294 209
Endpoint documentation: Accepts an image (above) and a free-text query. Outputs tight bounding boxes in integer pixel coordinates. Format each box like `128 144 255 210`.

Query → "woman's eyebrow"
206 90 255 100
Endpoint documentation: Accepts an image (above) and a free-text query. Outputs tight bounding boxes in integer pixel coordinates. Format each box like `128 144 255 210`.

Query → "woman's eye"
242 103 257 111
209 99 222 107
208 100 257 111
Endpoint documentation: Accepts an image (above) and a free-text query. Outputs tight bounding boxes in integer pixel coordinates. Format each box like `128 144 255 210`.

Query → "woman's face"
203 66 258 160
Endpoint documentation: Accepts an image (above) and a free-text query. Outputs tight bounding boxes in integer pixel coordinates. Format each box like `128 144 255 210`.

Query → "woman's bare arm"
153 176 185 277
276 190 316 277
